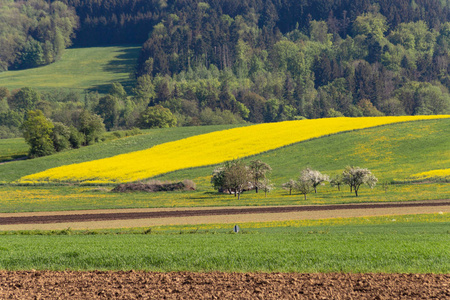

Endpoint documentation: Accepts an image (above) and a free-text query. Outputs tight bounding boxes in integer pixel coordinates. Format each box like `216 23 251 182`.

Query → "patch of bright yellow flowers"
19 116 450 184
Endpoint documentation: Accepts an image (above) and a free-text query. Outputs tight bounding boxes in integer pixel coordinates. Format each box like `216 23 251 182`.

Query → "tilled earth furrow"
0 200 449 225
0 271 449 299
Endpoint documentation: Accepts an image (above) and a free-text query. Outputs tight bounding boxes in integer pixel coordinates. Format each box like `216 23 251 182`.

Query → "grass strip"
0 218 448 273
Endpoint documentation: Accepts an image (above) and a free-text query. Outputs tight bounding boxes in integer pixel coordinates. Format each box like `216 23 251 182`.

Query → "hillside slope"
17 116 450 184
0 46 139 93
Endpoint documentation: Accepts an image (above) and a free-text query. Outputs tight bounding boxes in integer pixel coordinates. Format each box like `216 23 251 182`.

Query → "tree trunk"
255 186 258 193
237 192 240 200
304 193 307 200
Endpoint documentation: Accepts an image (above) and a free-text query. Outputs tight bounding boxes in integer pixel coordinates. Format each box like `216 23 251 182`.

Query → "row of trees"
211 161 378 200
64 0 450 48
282 167 378 198
0 84 180 140
21 109 105 157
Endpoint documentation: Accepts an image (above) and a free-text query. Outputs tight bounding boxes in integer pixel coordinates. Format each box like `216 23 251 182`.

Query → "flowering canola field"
19 116 450 184
409 169 450 181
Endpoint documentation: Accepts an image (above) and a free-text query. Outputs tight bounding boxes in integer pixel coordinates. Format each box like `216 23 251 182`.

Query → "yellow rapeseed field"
409 169 450 181
19 116 450 184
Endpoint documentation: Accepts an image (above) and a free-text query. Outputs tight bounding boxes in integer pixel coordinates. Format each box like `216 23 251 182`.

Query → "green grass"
0 220 448 272
0 124 242 183
0 138 28 162
0 46 140 93
1 181 449 213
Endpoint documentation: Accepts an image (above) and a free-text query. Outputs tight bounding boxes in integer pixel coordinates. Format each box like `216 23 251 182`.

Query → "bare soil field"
0 271 449 299
0 200 448 230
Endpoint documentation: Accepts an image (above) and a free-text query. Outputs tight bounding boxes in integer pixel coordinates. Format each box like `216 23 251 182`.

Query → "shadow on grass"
103 47 140 74
89 47 140 94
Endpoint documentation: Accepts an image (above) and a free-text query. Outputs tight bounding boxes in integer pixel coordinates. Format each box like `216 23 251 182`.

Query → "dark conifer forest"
1 0 450 139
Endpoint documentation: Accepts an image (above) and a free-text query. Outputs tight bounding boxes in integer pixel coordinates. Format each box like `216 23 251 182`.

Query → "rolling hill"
0 46 140 93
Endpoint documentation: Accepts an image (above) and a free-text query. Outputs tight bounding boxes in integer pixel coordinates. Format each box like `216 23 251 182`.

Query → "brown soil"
0 271 448 299
1 200 448 225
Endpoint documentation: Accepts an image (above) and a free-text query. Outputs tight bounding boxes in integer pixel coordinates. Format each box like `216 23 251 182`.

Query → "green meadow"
0 215 448 273
0 46 140 93
0 138 27 163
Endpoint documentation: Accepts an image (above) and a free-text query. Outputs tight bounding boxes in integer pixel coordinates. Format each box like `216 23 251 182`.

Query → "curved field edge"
407 168 450 182
0 124 242 183
18 116 450 184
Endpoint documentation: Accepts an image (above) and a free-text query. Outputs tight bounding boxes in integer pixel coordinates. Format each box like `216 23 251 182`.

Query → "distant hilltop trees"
0 0 78 71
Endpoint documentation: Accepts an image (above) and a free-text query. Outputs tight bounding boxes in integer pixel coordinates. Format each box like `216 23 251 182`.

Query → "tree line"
212 160 378 199
134 6 450 123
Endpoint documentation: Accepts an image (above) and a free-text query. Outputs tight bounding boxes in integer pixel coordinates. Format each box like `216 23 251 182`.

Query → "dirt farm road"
1 199 448 230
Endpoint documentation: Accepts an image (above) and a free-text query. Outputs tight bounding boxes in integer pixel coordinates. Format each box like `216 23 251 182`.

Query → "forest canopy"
0 0 79 71
1 0 450 141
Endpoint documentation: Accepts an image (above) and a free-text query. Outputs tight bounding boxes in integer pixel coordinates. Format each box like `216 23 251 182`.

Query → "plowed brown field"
1 271 449 299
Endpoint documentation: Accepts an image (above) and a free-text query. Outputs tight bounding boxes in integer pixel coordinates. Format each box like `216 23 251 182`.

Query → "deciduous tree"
21 109 54 158
138 105 177 129
300 168 329 193
342 166 378 197
249 160 272 193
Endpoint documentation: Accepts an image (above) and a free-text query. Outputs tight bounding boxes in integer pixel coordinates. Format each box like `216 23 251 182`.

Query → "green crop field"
0 214 448 273
0 138 28 163
0 46 140 93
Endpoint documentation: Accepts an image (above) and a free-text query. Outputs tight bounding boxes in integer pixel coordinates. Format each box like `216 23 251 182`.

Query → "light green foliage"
21 109 54 158
272 40 308 78
309 20 332 45
78 110 105 145
95 95 120 130
353 12 388 41
109 83 127 101
389 21 438 52
394 81 450 115
138 105 177 129
51 122 71 152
